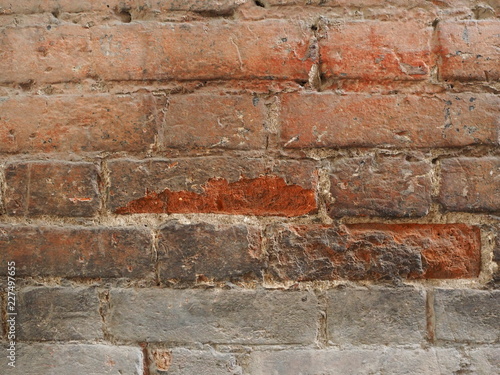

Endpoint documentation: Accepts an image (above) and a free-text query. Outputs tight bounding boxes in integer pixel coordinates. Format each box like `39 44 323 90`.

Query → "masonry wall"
0 1 499 374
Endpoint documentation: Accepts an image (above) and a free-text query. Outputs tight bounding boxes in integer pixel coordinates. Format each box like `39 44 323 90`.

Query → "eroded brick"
0 226 154 278
5 161 100 217
328 153 432 217
280 93 500 148
17 287 102 341
158 221 264 282
438 21 500 81
0 94 163 153
268 224 481 281
439 157 500 212
108 157 317 216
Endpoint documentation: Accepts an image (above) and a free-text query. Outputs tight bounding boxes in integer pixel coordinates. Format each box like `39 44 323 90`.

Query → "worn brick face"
108 157 317 216
328 153 432 217
439 157 500 212
280 93 500 148
268 224 481 281
0 226 154 278
0 94 164 153
158 221 264 282
5 161 100 217
438 21 500 81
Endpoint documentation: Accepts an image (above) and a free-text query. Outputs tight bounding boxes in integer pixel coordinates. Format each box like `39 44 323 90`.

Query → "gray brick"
468 347 500 374
107 288 318 344
247 348 461 375
17 287 103 341
149 348 243 375
0 343 143 375
327 287 426 345
434 289 500 343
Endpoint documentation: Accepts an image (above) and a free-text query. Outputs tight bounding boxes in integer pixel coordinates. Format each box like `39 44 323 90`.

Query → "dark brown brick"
0 94 163 153
438 21 500 81
108 157 318 216
0 226 154 278
268 224 481 281
439 157 500 212
5 161 100 217
162 94 267 150
158 221 264 282
328 154 432 217
280 93 500 148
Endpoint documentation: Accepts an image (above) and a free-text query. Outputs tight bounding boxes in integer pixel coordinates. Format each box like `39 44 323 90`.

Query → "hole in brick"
298 80 308 86
117 10 132 23
51 9 60 18
431 19 439 28
18 79 35 91
311 25 318 31
254 0 266 8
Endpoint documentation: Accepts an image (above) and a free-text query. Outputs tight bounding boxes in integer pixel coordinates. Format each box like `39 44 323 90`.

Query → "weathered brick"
0 226 154 278
158 221 264 282
439 157 500 212
438 21 500 81
320 21 432 81
0 0 242 15
5 161 100 217
267 224 481 281
107 288 318 344
327 287 426 345
162 94 267 150
328 153 432 217
108 157 317 216
17 287 102 341
0 21 315 84
247 348 462 375
434 289 500 343
0 94 163 153
468 347 500 374
148 348 244 375
0 343 143 375
280 93 500 148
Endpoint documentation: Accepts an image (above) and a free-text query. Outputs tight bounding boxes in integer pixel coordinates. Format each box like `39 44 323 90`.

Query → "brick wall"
0 1 499 374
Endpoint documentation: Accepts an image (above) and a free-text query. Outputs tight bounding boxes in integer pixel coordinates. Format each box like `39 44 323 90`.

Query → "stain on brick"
116 175 317 217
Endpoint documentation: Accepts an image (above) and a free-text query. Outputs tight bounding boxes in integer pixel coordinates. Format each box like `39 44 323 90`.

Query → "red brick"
438 21 500 81
5 161 100 217
268 224 481 281
280 93 500 148
162 94 267 150
328 154 432 217
0 21 315 84
439 157 500 212
320 21 432 81
158 222 263 282
0 226 154 278
0 94 164 153
108 157 318 216
0 0 242 15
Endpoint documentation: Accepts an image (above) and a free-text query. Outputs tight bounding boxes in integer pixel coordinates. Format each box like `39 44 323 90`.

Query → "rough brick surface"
17 287 102 341
434 289 500 343
162 94 267 150
267 224 481 281
328 153 432 217
107 288 318 344
280 93 500 148
148 348 243 375
320 21 432 81
0 226 154 278
0 21 315 84
158 221 263 282
0 344 144 375
438 21 500 81
439 157 500 213
326 287 426 345
247 348 462 375
0 94 164 153
5 161 100 217
109 157 317 216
